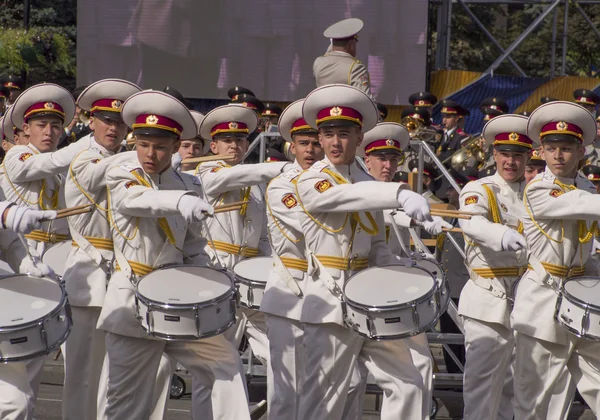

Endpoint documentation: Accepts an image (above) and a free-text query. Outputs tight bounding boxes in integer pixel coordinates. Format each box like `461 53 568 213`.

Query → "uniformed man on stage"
2 75 24 106
61 78 141 420
313 18 372 98
437 99 469 163
525 148 546 184
573 88 599 115
295 83 432 420
193 103 293 419
513 101 600 418
409 92 437 113
261 98 324 419
458 114 531 420
97 90 250 420
480 97 509 115
582 164 600 194
177 111 205 173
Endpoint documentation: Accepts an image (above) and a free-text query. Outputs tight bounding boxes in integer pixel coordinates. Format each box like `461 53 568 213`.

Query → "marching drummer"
177 111 205 174
193 103 293 418
96 90 250 420
294 83 432 420
61 78 142 419
360 122 453 415
0 82 90 417
512 101 600 417
261 99 325 418
458 114 530 419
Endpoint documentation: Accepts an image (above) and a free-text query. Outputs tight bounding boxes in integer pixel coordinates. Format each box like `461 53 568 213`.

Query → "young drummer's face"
23 116 62 153
541 141 584 178
178 139 204 171
318 125 362 166
493 148 528 183
210 133 248 165
291 133 323 170
90 115 128 152
365 153 400 182
135 135 180 174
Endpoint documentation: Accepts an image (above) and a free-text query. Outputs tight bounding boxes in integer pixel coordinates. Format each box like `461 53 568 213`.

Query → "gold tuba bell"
79 110 91 125
401 116 423 137
447 136 486 171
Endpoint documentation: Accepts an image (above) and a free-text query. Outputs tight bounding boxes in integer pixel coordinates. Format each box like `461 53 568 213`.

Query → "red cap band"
210 121 249 137
316 106 363 127
364 139 403 155
24 101 65 122
576 96 597 105
441 107 457 114
415 99 432 106
494 132 533 149
540 121 584 141
91 98 124 114
290 118 312 134
133 114 183 136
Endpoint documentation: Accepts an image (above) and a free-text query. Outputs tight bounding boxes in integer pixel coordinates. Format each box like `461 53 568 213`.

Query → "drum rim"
561 277 600 312
235 276 268 287
343 263 437 312
0 275 68 332
0 304 72 362
135 264 236 308
347 315 441 341
140 315 236 341
233 257 272 285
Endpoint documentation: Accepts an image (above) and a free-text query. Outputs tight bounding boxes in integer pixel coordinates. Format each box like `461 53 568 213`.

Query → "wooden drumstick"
56 204 92 216
442 227 463 233
431 209 472 220
182 154 235 164
50 206 93 220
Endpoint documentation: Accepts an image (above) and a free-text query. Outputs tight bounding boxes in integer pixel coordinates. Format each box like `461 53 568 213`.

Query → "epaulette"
310 161 329 173
281 167 301 182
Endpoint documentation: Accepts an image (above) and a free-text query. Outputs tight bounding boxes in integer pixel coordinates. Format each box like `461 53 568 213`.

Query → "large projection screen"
77 0 427 105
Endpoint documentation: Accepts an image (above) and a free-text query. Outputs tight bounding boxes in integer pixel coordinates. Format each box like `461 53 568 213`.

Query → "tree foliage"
431 2 600 78
0 0 76 89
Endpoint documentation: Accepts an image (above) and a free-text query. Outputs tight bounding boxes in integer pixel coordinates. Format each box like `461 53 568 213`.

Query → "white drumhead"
416 259 443 281
345 265 435 307
138 266 232 305
42 242 72 277
0 275 63 326
564 277 600 300
233 257 273 283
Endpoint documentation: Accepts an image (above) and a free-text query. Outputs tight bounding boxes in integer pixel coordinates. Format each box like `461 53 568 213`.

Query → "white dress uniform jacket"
313 51 373 98
512 167 600 345
295 157 404 325
1 137 91 252
458 173 527 326
98 157 209 337
195 160 287 269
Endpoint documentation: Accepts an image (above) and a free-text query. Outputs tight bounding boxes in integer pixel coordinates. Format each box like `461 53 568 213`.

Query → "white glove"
5 206 57 234
419 216 453 235
397 189 433 223
501 229 527 252
177 195 214 223
19 257 56 278
171 152 182 172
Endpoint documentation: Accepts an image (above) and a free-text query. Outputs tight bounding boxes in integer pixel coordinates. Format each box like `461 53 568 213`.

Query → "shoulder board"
281 167 301 181
310 161 330 173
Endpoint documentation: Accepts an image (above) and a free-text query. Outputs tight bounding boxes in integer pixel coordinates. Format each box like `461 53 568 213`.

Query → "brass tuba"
401 116 442 145
79 110 91 125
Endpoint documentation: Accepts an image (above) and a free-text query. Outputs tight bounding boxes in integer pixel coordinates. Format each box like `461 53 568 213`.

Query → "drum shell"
236 278 266 309
416 258 450 314
0 277 72 362
134 266 237 341
556 277 600 340
41 241 72 278
343 264 440 341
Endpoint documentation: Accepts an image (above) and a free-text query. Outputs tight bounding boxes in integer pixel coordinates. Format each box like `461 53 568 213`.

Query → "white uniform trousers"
514 332 600 419
62 306 105 420
97 352 173 420
103 332 250 420
24 357 44 417
0 363 34 420
462 317 514 420
264 314 305 420
342 333 433 420
297 322 424 420
192 307 270 420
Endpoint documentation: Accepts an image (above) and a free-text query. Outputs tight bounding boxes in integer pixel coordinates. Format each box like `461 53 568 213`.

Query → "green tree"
0 0 77 90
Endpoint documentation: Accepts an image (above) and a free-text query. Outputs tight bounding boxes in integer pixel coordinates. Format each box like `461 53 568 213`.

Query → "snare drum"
416 258 450 314
135 265 237 340
42 241 72 278
0 274 72 362
556 276 600 340
233 257 273 309
343 263 440 340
